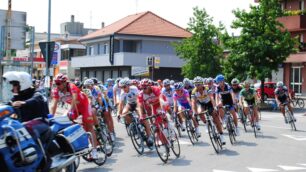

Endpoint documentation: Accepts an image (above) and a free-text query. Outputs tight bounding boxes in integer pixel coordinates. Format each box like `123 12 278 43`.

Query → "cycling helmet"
3 71 32 91
193 76 203 84
119 78 130 87
91 78 98 85
115 77 122 84
205 77 213 84
170 80 175 85
54 73 68 83
74 80 82 88
83 79 94 86
183 78 190 85
174 82 184 90
131 79 139 85
106 78 114 84
163 79 170 86
277 81 284 87
148 79 154 86
215 74 225 83
140 78 151 89
244 79 252 86
231 78 240 85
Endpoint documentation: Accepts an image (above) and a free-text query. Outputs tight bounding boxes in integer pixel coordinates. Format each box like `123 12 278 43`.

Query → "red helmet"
54 73 68 83
132 79 139 85
140 79 151 89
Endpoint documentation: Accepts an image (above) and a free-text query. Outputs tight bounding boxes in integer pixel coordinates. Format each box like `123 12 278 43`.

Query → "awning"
285 53 306 63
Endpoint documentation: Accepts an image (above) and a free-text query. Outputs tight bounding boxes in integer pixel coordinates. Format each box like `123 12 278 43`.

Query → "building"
71 11 192 82
277 0 306 95
60 15 98 37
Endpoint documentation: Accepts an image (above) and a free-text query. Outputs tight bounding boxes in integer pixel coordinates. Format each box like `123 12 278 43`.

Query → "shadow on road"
78 167 112 172
168 156 192 166
219 149 239 156
113 137 125 154
260 134 277 139
236 140 257 147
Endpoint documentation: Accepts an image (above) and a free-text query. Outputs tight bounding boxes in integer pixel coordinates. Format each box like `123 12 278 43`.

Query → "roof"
80 11 192 41
285 52 306 63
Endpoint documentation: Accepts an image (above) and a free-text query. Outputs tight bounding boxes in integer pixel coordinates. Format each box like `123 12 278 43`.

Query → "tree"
174 7 224 79
222 0 297 101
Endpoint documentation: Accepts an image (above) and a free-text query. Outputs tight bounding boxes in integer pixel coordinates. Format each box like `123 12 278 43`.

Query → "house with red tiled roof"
71 11 192 81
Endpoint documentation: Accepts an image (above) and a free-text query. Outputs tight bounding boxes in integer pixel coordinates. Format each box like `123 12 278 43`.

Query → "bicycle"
223 105 237 145
236 104 247 132
143 112 180 163
199 110 223 153
170 107 183 138
282 102 297 131
246 105 259 138
178 109 199 145
290 97 305 109
122 111 152 155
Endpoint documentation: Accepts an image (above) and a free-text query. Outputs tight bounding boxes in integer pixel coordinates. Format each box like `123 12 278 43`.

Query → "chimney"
101 22 105 28
71 15 75 23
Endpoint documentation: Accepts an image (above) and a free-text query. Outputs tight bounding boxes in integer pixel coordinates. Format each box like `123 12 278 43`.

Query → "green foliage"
222 0 297 82
174 7 224 79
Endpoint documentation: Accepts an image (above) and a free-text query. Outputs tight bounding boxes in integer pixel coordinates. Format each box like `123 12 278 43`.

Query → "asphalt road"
75 108 306 172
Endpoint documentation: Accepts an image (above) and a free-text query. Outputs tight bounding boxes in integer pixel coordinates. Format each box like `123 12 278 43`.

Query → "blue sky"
0 0 255 34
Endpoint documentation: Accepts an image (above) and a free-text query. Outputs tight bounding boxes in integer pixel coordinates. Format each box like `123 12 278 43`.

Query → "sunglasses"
232 84 238 87
120 86 127 89
55 82 62 86
9 81 19 87
195 83 202 87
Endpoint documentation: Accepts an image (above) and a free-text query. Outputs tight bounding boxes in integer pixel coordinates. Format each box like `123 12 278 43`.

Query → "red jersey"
52 83 88 105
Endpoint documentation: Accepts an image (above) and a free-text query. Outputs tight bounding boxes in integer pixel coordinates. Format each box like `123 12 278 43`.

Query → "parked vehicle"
254 82 295 100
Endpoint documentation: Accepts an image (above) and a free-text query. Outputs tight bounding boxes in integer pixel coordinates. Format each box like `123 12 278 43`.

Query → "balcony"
278 15 306 31
71 52 184 68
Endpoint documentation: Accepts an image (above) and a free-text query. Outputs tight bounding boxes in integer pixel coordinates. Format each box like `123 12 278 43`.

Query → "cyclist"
50 74 98 159
173 82 201 138
113 78 122 110
215 74 240 136
231 78 242 104
118 78 139 124
240 80 261 130
274 81 295 123
191 76 226 144
137 78 168 146
183 78 194 97
170 80 175 86
162 79 186 131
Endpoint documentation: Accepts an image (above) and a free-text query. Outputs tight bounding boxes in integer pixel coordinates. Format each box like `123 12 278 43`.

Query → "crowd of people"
1 71 296 160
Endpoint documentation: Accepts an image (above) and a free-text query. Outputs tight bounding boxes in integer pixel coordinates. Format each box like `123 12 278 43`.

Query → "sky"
0 0 256 35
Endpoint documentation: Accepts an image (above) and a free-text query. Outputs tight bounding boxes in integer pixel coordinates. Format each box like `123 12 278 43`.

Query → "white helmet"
3 71 32 91
277 81 284 87
83 79 94 86
119 78 130 87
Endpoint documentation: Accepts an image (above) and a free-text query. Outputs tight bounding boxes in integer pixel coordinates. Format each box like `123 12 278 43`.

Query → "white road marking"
278 165 306 171
247 167 279 172
282 134 306 141
178 139 192 145
213 170 236 172
296 163 306 166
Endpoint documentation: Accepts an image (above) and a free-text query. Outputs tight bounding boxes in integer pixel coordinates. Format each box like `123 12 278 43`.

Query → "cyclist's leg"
81 105 97 148
212 109 223 134
197 103 206 123
122 104 132 125
229 107 238 127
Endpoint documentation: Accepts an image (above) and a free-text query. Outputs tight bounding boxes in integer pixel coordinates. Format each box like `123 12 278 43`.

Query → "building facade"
71 11 192 82
278 0 306 95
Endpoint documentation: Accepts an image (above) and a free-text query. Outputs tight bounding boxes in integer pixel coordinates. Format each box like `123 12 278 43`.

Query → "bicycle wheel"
186 119 197 145
227 118 236 145
241 113 247 132
93 138 108 166
297 98 305 109
99 124 113 157
169 128 180 158
208 122 221 154
129 123 145 155
154 128 169 163
288 111 297 131
252 121 257 138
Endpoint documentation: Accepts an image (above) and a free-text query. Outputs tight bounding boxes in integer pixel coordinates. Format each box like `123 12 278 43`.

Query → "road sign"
131 66 149 76
39 41 55 68
154 56 160 69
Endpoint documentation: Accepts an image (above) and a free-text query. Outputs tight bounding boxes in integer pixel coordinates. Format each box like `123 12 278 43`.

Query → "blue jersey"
105 85 114 99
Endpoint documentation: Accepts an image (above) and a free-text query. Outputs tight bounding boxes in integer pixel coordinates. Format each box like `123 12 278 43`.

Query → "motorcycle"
0 105 76 172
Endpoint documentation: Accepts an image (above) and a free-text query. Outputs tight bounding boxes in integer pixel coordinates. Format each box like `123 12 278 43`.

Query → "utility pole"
5 0 12 62
29 26 35 75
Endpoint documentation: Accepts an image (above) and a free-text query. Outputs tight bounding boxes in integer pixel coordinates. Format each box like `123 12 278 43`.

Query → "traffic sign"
39 41 55 68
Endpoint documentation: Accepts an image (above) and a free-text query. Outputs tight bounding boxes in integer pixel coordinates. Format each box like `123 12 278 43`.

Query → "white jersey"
113 83 121 99
120 86 139 104
161 86 175 106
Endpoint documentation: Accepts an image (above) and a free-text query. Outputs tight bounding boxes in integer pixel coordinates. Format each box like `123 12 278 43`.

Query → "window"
65 25 67 32
123 40 139 52
300 34 304 43
300 0 305 11
88 46 94 55
97 44 100 54
104 44 108 54
290 66 303 95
